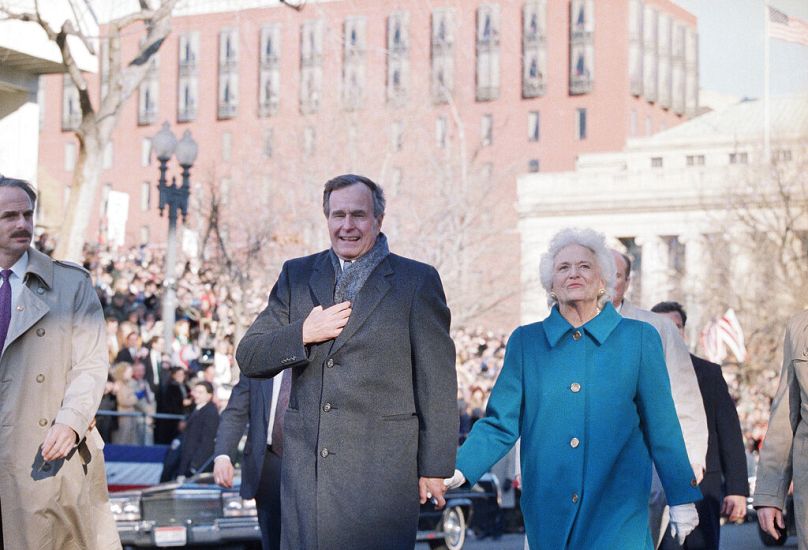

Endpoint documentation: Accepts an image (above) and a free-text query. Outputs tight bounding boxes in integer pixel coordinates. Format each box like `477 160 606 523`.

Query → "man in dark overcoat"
236 174 457 550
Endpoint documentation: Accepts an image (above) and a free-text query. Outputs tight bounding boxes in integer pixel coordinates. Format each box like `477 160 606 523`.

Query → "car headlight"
109 495 141 521
222 492 257 517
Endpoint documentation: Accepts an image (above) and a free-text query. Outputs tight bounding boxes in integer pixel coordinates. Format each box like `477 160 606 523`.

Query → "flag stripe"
769 7 808 46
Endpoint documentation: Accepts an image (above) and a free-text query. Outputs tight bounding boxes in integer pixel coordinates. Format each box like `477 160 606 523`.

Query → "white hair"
539 228 617 308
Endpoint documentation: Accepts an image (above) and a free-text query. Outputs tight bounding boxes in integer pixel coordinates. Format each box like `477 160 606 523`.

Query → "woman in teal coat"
447 228 701 549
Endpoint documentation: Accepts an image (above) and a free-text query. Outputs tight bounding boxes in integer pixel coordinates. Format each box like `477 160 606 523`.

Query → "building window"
773 149 792 162
177 32 199 122
140 181 151 212
729 152 748 164
141 138 151 167
64 142 76 171
528 111 540 142
686 154 705 166
475 4 501 101
390 167 402 197
103 141 114 169
263 129 273 159
62 78 81 131
630 109 637 136
528 159 540 173
481 114 493 146
436 116 447 148
387 12 409 105
576 108 587 140
222 132 232 161
391 121 404 152
304 126 316 156
651 156 663 168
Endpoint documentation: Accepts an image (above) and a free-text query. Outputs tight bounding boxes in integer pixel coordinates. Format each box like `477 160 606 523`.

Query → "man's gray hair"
0 175 37 207
322 174 385 218
538 227 617 308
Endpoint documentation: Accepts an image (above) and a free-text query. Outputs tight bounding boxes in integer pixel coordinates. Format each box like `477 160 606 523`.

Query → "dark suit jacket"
140 351 160 395
236 250 457 550
178 401 220 476
114 348 136 364
213 374 276 499
692 354 748 496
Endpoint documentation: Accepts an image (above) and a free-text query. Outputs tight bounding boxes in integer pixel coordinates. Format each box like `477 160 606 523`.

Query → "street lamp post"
152 121 198 350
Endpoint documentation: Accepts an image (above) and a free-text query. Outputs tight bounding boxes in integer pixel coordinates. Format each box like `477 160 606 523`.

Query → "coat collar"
542 302 621 347
309 252 336 308
24 247 54 289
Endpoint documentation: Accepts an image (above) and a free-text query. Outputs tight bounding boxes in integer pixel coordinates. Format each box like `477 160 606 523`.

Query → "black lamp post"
152 121 198 347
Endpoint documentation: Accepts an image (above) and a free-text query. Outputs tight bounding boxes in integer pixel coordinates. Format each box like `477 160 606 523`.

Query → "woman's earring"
550 291 558 300
597 288 606 297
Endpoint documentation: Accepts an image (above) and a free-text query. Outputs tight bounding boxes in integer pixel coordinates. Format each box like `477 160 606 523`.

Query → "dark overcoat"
236 250 457 550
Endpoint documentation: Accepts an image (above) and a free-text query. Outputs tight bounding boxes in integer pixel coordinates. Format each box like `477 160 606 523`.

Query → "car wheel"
758 522 788 546
428 505 467 550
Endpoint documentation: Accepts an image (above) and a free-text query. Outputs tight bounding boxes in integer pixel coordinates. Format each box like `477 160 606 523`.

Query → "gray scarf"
330 233 390 303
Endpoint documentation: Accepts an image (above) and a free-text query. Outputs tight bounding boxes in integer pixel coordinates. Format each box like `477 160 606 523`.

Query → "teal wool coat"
457 304 701 549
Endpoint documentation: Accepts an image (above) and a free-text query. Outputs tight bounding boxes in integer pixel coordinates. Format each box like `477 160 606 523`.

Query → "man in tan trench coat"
756 310 808 548
0 177 120 549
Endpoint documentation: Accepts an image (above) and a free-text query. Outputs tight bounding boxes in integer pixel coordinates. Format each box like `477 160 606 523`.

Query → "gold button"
320 448 329 458
571 493 579 503
572 331 581 341
38 418 48 427
36 374 45 383
16 305 24 311
570 437 580 448
570 383 581 393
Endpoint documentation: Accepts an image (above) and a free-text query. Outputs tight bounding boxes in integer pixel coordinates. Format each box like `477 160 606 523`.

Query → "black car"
111 472 501 550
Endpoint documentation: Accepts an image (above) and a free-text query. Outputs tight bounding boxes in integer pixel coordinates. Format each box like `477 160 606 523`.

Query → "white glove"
443 469 466 490
669 503 699 545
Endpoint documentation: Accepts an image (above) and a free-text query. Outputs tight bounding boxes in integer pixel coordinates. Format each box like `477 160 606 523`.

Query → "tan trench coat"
0 248 120 549
755 311 808 549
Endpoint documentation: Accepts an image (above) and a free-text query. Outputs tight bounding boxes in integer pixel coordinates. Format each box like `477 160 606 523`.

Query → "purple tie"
0 270 12 353
270 369 291 457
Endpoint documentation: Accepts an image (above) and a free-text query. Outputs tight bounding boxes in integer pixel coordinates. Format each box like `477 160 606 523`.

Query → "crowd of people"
73 241 780 455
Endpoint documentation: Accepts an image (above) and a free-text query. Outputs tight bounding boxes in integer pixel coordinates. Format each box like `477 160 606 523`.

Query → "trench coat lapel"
4 285 48 355
309 253 335 309
329 257 393 357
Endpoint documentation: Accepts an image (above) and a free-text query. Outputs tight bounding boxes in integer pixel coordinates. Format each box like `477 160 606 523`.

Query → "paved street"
414 521 798 549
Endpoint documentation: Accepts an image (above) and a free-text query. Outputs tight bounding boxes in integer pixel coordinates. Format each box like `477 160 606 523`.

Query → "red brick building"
37 0 697 328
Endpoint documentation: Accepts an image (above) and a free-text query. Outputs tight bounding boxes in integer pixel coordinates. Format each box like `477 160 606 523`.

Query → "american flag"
769 6 808 46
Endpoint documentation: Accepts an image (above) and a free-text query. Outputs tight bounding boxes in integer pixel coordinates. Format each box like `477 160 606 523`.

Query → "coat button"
36 287 45 295
690 478 698 487
571 493 579 503
320 448 329 458
38 418 48 427
570 437 580 448
322 402 332 412
16 305 24 311
36 328 45 337
570 383 581 393
572 330 581 341
36 374 45 383
326 358 334 368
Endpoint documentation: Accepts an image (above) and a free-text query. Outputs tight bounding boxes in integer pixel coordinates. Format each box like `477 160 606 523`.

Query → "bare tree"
0 0 178 261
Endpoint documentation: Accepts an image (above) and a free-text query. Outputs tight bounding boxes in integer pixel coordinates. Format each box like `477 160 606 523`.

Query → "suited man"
611 251 708 547
652 301 748 550
236 174 457 550
213 370 288 550
0 177 119 549
756 311 808 546
141 335 164 394
178 381 220 477
115 331 141 364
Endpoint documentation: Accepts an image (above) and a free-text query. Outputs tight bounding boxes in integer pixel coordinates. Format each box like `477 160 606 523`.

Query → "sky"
673 0 808 99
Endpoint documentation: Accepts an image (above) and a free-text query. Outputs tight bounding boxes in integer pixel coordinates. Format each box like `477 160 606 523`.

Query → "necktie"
0 270 12 354
270 369 291 456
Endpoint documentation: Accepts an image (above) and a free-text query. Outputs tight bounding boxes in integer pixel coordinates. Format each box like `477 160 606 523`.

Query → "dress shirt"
266 370 283 445
3 251 28 312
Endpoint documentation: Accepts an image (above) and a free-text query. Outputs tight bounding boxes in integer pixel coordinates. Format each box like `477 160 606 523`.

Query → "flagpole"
764 1 771 162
